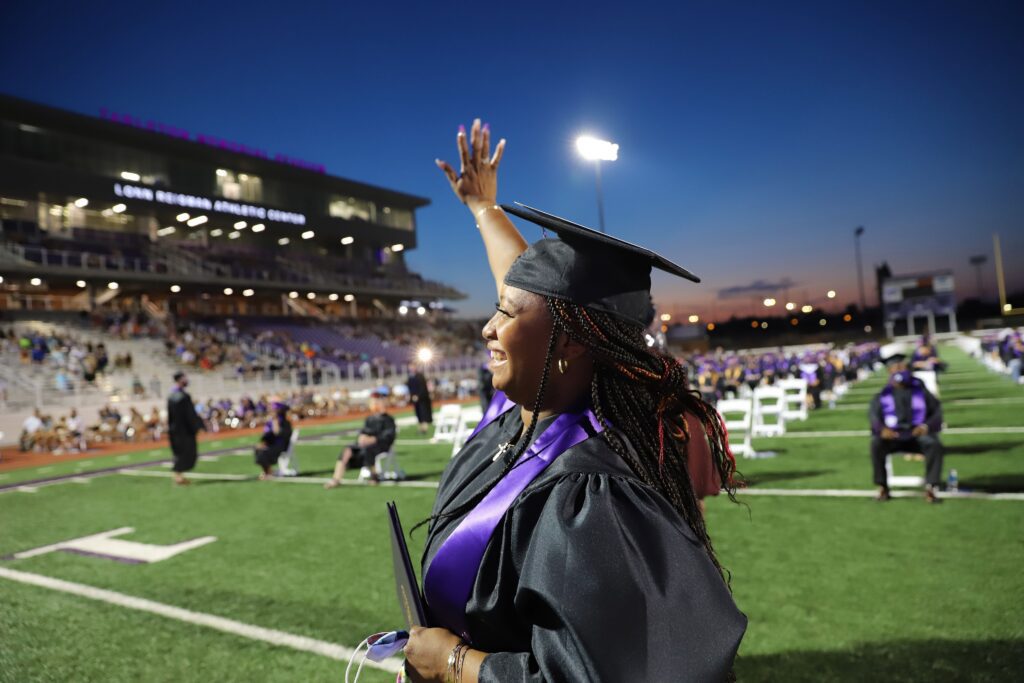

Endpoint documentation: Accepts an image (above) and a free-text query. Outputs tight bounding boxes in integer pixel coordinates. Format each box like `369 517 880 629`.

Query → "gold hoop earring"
557 358 569 375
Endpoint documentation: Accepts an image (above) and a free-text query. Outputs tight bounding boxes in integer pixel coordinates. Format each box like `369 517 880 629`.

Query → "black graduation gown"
422 408 747 682
167 389 203 472
408 373 433 424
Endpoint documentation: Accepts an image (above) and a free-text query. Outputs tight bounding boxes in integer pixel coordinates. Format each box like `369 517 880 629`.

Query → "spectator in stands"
254 401 294 480
19 409 43 451
168 371 205 486
407 365 433 435
324 391 396 488
869 354 944 503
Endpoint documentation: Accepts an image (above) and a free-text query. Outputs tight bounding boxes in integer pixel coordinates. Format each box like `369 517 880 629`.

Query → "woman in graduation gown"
403 120 746 682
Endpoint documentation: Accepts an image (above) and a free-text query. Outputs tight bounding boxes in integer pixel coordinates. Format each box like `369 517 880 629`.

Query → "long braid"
546 297 739 580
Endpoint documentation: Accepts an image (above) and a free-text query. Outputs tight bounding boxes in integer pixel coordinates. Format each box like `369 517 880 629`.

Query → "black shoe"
925 487 943 504
875 487 891 502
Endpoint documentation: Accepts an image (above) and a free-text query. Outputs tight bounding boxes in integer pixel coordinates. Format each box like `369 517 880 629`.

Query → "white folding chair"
885 454 925 488
777 378 809 422
716 398 755 459
359 449 405 481
752 386 787 437
276 428 300 477
431 404 463 443
913 370 939 397
451 406 484 458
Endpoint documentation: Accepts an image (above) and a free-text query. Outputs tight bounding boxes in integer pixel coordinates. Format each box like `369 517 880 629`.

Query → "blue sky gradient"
2 1 1021 318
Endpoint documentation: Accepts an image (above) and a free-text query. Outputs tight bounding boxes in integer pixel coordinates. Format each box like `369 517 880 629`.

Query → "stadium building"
0 93 464 319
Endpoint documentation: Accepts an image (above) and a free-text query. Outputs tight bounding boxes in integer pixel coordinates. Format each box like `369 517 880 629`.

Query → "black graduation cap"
501 203 699 326
883 353 908 366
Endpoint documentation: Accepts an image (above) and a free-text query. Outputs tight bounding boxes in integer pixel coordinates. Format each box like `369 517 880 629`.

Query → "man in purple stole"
869 354 944 502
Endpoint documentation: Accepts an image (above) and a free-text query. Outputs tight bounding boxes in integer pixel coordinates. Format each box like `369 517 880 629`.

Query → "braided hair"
546 297 739 577
420 295 739 581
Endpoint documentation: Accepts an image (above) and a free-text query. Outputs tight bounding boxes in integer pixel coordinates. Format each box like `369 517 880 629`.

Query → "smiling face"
481 287 556 406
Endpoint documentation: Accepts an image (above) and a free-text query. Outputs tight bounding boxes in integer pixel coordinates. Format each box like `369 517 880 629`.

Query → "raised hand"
435 118 506 211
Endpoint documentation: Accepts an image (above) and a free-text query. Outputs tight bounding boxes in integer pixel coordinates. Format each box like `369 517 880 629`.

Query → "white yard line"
738 487 1024 501
777 426 1024 438
118 469 441 489
0 567 402 674
832 397 1024 410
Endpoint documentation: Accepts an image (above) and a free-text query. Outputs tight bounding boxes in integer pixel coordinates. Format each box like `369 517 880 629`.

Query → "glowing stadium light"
1004 303 1013 312
251 223 265 232
763 298 776 307
660 313 671 322
416 306 427 316
228 231 241 239
170 285 181 293
243 288 254 297
751 320 759 328
801 305 813 313
234 221 247 229
391 243 405 252
74 197 89 208
819 318 827 326
826 290 837 299
340 236 354 245
843 313 853 322
416 347 434 363
790 318 799 326
398 305 409 315
576 135 619 161
223 287 233 295
706 323 716 331
864 325 873 333
301 230 315 240
761 321 768 329
176 212 190 222
187 215 208 226
328 293 339 301
289 291 299 299
278 237 290 245
120 171 141 181
216 169 227 177
30 277 42 286
307 292 316 299
210 228 224 237
157 226 176 236
112 204 127 213
76 280 86 288
785 302 795 311
688 314 700 323
108 282 119 290
344 294 355 302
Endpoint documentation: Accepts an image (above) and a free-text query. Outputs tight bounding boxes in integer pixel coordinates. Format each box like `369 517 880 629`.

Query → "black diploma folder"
387 501 428 628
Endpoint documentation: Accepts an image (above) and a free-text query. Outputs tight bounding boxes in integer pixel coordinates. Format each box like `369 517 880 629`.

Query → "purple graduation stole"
423 397 604 642
879 378 927 432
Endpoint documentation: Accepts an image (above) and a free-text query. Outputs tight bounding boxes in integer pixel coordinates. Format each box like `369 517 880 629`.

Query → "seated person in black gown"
911 335 947 373
400 119 745 682
869 353 944 503
254 401 293 480
324 392 396 488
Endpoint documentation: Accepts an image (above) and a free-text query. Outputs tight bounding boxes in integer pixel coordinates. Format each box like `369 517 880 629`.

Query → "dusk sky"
2 1 1021 320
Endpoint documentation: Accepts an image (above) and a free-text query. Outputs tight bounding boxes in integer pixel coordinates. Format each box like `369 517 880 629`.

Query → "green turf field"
2 345 1022 681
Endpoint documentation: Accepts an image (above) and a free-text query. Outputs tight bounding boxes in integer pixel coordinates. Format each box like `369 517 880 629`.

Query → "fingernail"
458 125 465 134
483 123 490 132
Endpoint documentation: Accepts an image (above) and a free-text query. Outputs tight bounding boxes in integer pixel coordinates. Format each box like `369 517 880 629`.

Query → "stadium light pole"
576 136 619 233
854 226 866 311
